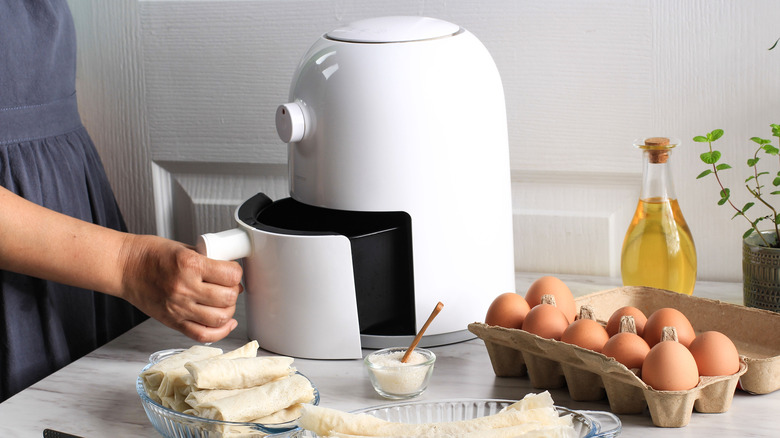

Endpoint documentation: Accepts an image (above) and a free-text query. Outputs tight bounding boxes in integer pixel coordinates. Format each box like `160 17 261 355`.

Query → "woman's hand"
117 234 244 343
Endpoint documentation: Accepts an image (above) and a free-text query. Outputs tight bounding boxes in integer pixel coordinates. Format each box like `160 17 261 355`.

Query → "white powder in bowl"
368 350 432 395
370 350 427 366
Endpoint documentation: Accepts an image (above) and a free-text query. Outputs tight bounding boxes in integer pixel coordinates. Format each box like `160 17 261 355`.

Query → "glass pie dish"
294 399 621 438
137 349 320 438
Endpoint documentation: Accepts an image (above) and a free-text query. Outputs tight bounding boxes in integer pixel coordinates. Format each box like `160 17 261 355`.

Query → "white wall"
69 0 780 284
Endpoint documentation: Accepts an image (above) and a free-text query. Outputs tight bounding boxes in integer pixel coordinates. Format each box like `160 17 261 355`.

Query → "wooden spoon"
401 301 444 363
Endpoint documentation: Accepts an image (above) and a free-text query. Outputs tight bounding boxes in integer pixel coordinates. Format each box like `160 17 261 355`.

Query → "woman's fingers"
179 318 239 344
199 257 244 289
192 279 242 310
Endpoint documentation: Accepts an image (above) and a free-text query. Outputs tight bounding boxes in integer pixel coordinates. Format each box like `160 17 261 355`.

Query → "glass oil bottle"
620 137 697 295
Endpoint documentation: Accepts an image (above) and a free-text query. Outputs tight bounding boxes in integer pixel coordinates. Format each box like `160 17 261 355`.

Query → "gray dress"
0 0 147 401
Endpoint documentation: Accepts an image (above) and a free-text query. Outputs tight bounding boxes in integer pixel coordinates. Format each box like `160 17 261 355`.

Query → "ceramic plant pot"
743 231 780 312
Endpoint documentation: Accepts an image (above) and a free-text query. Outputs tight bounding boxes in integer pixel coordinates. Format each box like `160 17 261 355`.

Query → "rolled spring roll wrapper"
143 339 256 391
185 386 256 408
185 355 295 390
299 406 562 437
253 403 305 424
162 393 191 413
298 406 385 436
216 340 259 360
186 404 305 427
172 341 262 410
171 377 195 412
508 391 557 411
183 385 305 420
199 409 305 438
140 345 222 404
195 373 315 422
160 371 196 411
298 392 564 437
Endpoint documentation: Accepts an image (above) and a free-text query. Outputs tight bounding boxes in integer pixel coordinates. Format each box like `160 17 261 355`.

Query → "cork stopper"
645 137 670 164
644 137 670 147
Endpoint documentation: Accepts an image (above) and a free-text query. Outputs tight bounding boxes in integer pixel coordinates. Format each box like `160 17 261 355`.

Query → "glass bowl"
295 399 621 438
364 347 436 399
137 349 319 438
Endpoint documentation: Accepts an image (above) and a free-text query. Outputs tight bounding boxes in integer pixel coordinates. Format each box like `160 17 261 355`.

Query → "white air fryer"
198 16 515 359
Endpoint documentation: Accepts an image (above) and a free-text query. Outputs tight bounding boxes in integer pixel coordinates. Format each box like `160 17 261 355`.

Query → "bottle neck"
640 149 676 200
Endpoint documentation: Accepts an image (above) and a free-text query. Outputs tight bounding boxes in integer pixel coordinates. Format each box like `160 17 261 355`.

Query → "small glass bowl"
364 347 435 399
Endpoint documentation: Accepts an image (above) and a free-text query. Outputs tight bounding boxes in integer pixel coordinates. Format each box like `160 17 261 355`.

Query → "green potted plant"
694 125 780 312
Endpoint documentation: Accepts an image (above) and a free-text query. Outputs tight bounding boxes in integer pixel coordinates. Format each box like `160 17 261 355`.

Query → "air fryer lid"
325 16 461 43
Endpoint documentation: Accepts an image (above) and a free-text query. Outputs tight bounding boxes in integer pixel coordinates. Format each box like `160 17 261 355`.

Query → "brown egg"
484 293 530 329
606 306 647 337
602 332 650 369
525 276 576 323
561 318 609 352
522 295 569 340
643 308 696 347
688 331 741 376
641 327 700 391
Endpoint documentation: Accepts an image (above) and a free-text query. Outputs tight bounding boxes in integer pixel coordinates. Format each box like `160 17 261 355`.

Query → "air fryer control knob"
276 102 307 143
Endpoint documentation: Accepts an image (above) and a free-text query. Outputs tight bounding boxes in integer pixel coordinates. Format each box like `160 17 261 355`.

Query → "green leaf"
718 188 730 205
748 157 759 167
751 137 771 145
776 215 780 224
758 171 770 177
754 216 769 226
693 135 709 143
763 145 779 155
743 202 755 213
715 163 731 171
771 37 780 50
772 124 780 136
709 129 724 141
701 151 721 164
746 175 756 182
771 190 780 195
744 228 755 239
696 169 713 179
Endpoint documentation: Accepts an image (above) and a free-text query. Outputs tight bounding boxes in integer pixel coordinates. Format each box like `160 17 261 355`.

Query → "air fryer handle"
196 228 251 261
196 193 274 260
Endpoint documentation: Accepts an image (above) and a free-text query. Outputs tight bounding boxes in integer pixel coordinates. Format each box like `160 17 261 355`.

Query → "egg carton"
468 286 780 427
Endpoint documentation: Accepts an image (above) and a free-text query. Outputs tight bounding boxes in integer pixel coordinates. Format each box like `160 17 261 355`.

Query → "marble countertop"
1 274 777 437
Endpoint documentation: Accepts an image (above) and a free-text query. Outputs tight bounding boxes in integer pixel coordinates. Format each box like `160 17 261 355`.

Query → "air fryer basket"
241 193 416 336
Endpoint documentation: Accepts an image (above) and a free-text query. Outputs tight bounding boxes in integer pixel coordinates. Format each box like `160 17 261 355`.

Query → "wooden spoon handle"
402 301 444 363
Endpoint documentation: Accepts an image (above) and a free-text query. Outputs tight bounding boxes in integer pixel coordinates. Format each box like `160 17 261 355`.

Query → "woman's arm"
0 186 243 343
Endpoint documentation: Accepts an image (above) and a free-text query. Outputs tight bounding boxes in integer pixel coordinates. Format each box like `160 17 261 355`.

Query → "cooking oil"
621 197 696 295
620 137 697 295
